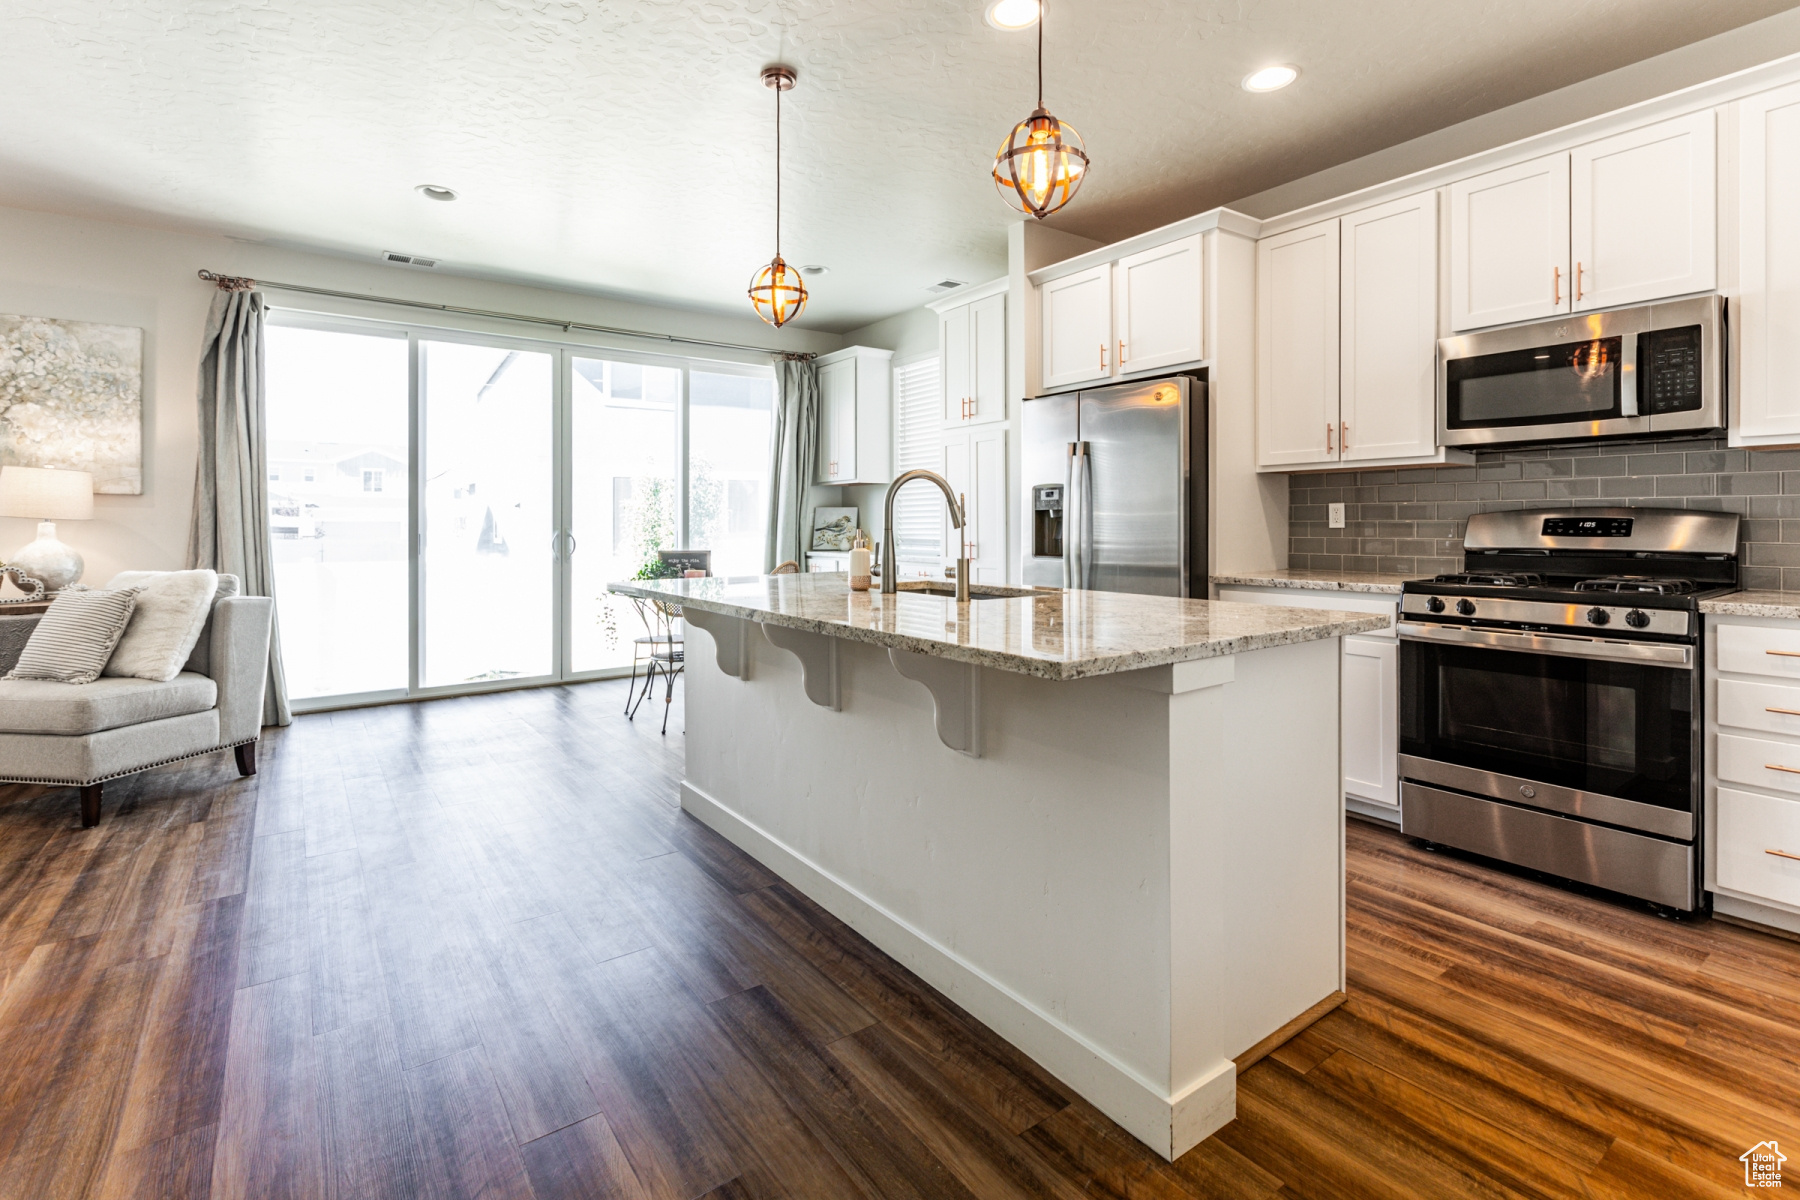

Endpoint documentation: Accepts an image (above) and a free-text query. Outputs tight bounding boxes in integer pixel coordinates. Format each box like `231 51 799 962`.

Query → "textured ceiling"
0 1 1794 332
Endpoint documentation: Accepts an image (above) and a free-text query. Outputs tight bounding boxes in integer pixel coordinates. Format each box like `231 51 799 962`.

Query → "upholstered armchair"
0 575 273 826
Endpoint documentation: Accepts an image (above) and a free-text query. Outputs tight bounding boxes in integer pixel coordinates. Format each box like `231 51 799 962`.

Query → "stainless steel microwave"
1437 295 1724 447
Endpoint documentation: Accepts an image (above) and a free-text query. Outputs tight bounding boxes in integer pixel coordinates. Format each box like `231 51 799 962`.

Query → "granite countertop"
1699 591 1800 620
610 575 1390 681
1210 568 1418 595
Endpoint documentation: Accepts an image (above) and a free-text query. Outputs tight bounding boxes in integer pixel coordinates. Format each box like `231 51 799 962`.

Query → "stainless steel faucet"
881 469 970 601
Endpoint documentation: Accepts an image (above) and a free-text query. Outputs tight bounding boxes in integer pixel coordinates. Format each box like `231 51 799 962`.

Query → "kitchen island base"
678 618 1345 1160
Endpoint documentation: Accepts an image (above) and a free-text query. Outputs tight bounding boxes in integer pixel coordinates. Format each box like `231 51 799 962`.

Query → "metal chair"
625 596 684 735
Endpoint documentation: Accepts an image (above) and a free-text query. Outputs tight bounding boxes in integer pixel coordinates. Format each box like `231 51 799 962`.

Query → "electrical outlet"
1328 502 1346 529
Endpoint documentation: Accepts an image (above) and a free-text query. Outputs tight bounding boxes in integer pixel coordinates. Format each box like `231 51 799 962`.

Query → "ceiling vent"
924 278 968 295
382 251 438 269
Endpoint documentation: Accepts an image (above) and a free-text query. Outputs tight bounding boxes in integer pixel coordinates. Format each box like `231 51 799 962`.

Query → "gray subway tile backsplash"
1285 435 1800 588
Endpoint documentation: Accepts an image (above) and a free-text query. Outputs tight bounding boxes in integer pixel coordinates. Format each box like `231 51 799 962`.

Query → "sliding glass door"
265 312 776 710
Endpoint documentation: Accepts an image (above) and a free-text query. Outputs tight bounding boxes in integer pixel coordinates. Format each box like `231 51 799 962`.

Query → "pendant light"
992 1 1089 220
749 65 808 328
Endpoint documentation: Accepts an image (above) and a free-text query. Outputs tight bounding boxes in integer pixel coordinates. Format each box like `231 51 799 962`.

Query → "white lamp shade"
0 466 95 521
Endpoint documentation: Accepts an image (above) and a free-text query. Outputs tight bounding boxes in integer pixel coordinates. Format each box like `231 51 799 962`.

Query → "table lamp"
0 465 95 593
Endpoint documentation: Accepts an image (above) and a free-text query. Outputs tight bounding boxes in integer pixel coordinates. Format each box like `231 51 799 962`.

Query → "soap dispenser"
849 531 872 591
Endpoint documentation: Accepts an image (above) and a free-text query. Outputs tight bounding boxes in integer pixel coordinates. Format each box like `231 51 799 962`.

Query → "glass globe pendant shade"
993 107 1088 220
749 254 808 328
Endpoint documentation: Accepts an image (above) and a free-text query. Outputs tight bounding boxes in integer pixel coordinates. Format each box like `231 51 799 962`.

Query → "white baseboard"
679 779 1236 1160
1346 796 1401 827
1714 891 1800 938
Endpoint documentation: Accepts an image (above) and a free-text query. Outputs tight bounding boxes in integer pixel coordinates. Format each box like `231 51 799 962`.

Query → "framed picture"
656 549 712 576
810 507 858 552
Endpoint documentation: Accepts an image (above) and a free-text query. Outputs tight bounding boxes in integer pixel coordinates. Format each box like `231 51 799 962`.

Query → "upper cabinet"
942 426 1007 585
1256 191 1459 472
1039 233 1207 391
1340 192 1440 463
1255 219 1339 467
1041 264 1113 390
1449 112 1715 332
940 291 1006 427
1735 82 1800 446
814 346 894 485
1114 234 1205 375
1570 111 1716 311
1448 152 1570 330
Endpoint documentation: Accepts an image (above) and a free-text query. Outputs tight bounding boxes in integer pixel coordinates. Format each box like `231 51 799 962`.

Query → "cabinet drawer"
1716 785 1800 907
1717 678 1800 737
1716 623 1800 679
1718 731 1800 795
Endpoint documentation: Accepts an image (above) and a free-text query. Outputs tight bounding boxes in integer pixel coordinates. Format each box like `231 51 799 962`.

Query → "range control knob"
1587 607 1611 626
1425 596 1446 614
1455 599 1476 616
1626 609 1651 629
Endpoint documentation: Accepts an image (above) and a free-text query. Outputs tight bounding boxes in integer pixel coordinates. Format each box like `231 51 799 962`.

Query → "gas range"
1395 507 1741 914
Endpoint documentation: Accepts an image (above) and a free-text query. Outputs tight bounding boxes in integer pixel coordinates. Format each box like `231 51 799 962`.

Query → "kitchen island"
609 573 1388 1159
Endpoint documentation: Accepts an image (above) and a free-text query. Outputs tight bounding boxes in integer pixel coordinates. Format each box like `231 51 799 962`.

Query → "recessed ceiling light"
985 0 1040 30
800 265 829 276
415 184 458 201
1241 65 1298 93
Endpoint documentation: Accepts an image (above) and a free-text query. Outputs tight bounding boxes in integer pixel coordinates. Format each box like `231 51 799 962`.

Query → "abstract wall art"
0 314 143 494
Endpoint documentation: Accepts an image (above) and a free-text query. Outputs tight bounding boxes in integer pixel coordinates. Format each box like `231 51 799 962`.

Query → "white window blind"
891 357 943 559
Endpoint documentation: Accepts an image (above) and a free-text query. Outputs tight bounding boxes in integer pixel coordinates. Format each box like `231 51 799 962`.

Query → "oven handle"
1396 621 1693 668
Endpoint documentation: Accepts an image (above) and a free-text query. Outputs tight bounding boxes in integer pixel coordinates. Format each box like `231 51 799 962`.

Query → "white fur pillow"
102 570 220 682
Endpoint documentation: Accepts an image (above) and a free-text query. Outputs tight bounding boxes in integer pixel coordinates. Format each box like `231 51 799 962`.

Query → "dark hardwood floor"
0 680 1792 1198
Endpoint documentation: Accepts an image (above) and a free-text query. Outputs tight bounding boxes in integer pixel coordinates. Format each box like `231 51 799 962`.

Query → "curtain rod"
195 269 814 359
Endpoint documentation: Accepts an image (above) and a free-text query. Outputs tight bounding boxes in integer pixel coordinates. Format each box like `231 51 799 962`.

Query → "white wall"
1231 9 1800 220
0 203 842 587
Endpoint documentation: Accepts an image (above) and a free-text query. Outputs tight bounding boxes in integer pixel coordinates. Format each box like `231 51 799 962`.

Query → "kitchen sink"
894 581 1040 600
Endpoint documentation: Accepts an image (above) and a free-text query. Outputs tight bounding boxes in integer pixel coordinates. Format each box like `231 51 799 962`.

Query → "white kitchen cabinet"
1448 152 1571 331
1448 112 1715 332
940 291 1006 426
1735 81 1800 446
1570 110 1715 311
942 426 1006 585
1113 234 1204 376
1341 634 1399 809
1040 264 1113 390
1340 191 1438 463
813 345 894 485
1706 614 1800 935
1254 217 1339 467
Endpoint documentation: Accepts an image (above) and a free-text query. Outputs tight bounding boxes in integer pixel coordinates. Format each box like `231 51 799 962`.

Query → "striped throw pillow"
7 587 144 684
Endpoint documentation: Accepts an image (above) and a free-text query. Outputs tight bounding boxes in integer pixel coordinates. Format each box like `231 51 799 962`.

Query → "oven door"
1398 623 1699 838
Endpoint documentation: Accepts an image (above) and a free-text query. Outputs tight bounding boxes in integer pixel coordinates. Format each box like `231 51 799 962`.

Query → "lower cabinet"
1707 614 1800 933
1214 585 1401 816
1341 634 1399 809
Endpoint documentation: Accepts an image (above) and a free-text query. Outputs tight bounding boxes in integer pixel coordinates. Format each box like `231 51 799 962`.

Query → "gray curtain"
188 288 292 727
765 355 821 571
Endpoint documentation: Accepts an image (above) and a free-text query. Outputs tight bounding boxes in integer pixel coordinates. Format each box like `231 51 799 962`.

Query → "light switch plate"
1328 502 1346 529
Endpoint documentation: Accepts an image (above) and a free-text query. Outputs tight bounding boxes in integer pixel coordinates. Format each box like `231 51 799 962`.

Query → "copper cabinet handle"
1765 763 1800 775
1100 342 1108 371
1553 266 1561 305
829 461 838 475
1326 422 1334 453
1769 707 1800 717
1768 848 1800 862
1119 339 1127 365
1575 261 1584 302
1767 650 1800 658
1341 421 1349 450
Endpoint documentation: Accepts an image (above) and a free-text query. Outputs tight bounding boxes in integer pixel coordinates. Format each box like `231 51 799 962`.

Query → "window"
892 357 944 559
266 311 776 705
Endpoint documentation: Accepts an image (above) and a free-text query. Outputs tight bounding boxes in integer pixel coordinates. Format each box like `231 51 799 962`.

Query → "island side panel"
680 620 1181 1139
1164 635 1344 1157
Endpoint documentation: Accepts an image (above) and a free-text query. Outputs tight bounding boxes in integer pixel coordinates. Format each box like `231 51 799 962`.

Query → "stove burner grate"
1430 572 1545 588
1572 576 1698 595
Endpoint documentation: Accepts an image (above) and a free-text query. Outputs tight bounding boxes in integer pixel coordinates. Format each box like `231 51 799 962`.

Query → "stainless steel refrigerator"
1020 375 1206 597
